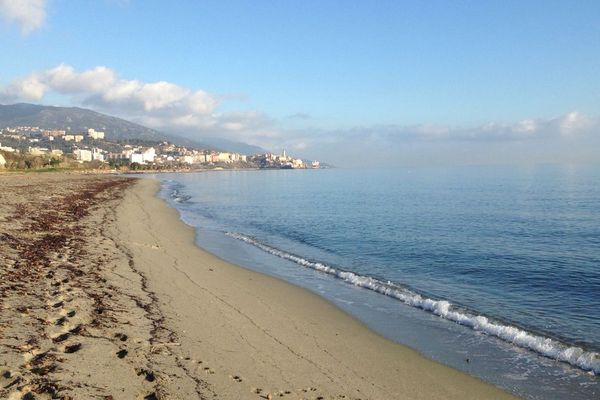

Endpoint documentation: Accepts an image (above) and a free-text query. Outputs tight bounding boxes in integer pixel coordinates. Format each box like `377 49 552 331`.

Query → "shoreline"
0 173 518 399
123 176 518 399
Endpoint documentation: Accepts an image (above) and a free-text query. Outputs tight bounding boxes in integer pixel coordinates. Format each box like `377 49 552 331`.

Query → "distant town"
0 125 323 171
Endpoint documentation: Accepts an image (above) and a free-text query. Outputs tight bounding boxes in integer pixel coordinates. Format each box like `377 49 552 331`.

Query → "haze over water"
161 165 600 399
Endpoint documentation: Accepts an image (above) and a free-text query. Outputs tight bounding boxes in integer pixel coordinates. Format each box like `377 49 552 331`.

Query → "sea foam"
170 188 191 203
226 232 600 375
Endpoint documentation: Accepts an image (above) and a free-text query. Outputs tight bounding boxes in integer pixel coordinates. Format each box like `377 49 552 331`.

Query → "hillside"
0 103 169 141
0 103 266 154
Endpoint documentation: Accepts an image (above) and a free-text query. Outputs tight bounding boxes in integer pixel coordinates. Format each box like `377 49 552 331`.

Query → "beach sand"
0 173 518 399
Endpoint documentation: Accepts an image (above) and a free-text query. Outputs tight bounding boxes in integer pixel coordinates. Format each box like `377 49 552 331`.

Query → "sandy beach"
0 173 518 399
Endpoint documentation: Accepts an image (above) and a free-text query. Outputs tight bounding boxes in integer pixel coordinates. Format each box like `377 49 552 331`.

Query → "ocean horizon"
159 165 599 400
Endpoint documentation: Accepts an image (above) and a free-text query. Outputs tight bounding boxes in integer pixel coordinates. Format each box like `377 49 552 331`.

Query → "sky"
0 0 599 166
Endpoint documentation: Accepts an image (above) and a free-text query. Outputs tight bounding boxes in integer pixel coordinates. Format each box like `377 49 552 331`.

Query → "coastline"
0 173 518 399
120 177 517 399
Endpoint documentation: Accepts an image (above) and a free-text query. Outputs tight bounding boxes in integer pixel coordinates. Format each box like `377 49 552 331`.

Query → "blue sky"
1 0 599 165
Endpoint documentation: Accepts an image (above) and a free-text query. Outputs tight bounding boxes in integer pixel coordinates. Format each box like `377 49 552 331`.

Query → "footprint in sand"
21 391 36 400
230 374 243 382
69 324 84 335
15 305 28 314
30 362 57 376
116 349 128 359
202 366 215 375
144 371 156 382
114 333 128 342
136 368 156 382
52 301 64 308
52 332 70 343
0 369 20 389
63 343 82 353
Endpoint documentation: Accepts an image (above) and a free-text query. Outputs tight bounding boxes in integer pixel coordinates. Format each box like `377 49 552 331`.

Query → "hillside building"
74 149 92 162
88 128 105 140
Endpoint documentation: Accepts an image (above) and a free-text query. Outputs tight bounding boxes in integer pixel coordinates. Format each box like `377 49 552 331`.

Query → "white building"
217 152 232 163
180 155 194 164
121 148 134 158
66 134 84 142
74 149 92 162
28 147 48 156
143 147 156 163
130 153 144 164
0 143 15 152
129 147 156 164
276 149 289 162
92 147 104 162
42 129 66 137
88 128 105 140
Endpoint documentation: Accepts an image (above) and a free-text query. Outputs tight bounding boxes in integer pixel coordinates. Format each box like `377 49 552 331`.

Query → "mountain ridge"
0 103 266 154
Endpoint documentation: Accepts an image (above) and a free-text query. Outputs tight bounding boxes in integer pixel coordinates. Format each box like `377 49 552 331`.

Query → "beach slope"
0 174 518 399
113 178 518 400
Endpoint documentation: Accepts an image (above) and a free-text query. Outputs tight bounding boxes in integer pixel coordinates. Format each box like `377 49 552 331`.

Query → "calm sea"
157 165 599 399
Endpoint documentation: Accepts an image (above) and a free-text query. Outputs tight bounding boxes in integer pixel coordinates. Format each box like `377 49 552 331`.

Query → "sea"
156 165 599 399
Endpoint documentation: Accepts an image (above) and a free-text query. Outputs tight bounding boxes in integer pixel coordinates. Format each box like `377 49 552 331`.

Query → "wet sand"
0 173 518 399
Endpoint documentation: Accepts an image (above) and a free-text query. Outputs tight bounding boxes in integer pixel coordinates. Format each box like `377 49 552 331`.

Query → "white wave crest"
170 189 191 203
226 232 600 375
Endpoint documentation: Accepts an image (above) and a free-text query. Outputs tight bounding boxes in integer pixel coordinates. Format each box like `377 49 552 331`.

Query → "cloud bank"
281 113 599 166
1 64 598 166
0 64 279 145
0 0 47 33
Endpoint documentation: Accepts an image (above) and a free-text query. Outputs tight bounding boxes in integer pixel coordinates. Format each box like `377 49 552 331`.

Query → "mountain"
0 103 167 141
0 103 267 154
200 137 266 155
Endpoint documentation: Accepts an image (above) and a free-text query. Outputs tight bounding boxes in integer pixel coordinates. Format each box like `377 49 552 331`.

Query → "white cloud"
2 75 46 100
559 111 593 136
513 119 537 134
279 112 599 166
1 64 598 165
45 65 117 93
0 64 282 146
0 0 47 34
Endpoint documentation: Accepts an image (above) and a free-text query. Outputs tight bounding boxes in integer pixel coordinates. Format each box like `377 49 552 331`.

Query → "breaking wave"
168 184 192 203
226 231 600 375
